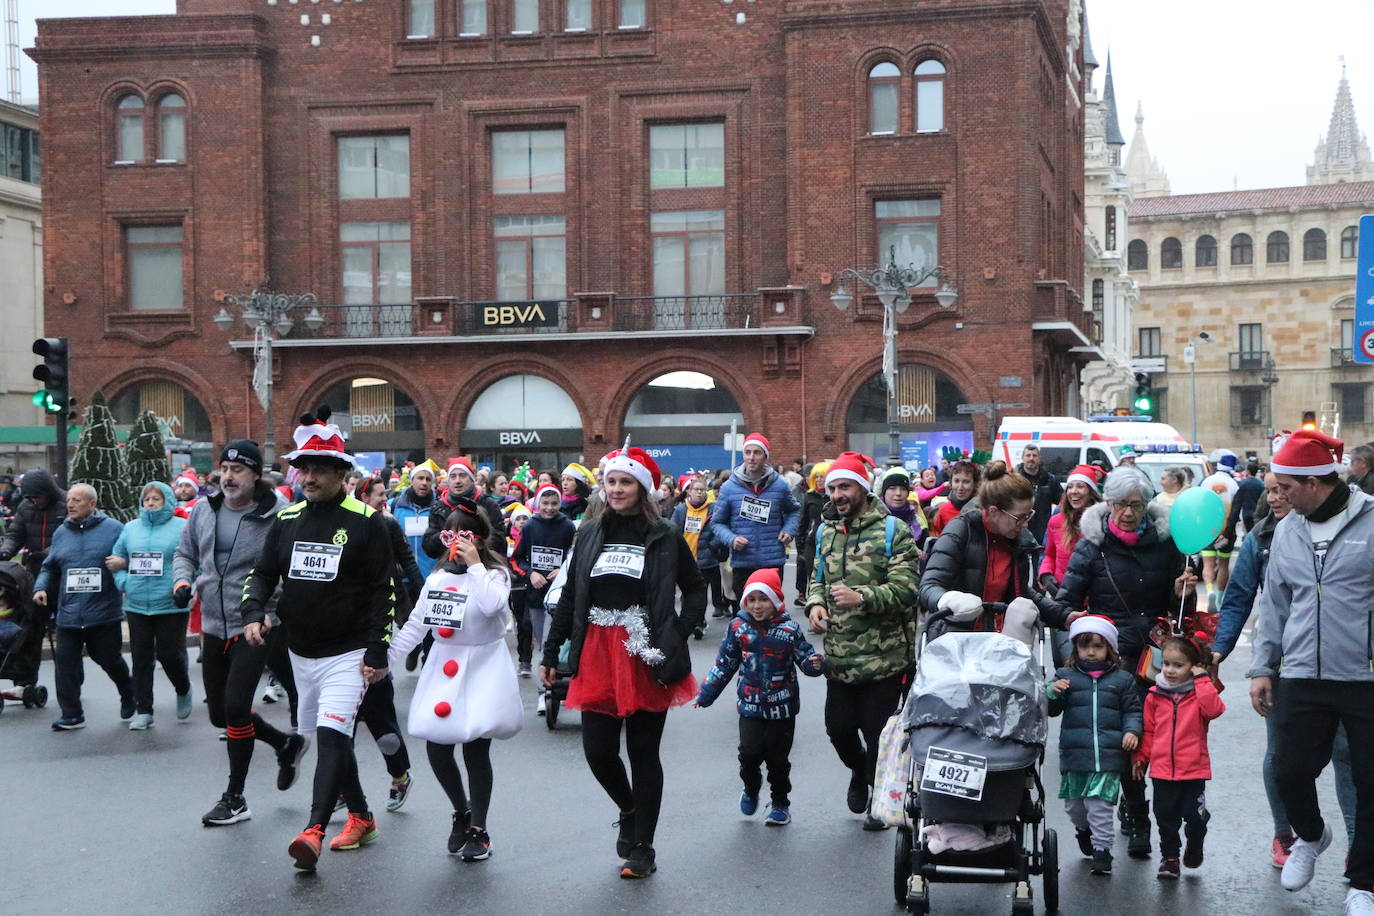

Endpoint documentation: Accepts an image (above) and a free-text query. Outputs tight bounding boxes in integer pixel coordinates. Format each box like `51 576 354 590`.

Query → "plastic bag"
870 712 911 828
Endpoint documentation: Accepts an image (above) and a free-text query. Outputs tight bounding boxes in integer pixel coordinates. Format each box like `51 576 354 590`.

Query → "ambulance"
994 417 1209 492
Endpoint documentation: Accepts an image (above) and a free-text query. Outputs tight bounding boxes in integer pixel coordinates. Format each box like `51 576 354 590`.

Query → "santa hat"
174 470 200 489
604 440 661 493
1068 614 1119 653
743 433 771 456
1271 428 1344 476
562 463 595 486
1066 463 1105 491
534 484 563 503
285 406 354 468
739 568 784 610
447 457 476 480
825 451 877 489
506 479 530 501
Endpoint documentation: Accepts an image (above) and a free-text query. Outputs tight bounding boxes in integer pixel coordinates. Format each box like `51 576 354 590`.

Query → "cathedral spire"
1308 63 1374 185
1126 102 1170 198
1102 53 1124 147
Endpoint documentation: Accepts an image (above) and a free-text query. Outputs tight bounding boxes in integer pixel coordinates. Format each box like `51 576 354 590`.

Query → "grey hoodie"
1248 489 1374 682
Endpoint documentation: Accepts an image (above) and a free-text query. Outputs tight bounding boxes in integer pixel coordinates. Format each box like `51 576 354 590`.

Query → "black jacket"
797 489 826 556
241 489 396 668
1052 501 1192 665
421 488 507 560
1047 663 1144 774
918 509 1064 629
0 468 67 575
541 514 706 686
383 513 424 625
1017 464 1062 546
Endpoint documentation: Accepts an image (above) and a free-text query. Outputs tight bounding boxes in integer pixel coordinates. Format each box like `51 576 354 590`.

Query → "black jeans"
739 716 796 807
356 675 410 778
702 566 728 615
795 550 814 598
581 709 668 847
824 673 905 784
125 611 191 715
1274 677 1374 891
54 621 132 719
1152 778 1208 859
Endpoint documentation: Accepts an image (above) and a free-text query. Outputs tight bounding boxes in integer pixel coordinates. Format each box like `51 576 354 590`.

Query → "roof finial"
1341 54 1346 79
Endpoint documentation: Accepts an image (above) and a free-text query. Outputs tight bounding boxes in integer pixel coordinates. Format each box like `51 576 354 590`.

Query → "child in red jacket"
1132 635 1225 880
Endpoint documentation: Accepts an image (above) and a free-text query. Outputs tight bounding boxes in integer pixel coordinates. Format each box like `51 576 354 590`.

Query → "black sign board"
476 301 561 329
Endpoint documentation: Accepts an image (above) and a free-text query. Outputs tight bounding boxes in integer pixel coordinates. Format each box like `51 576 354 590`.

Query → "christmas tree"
124 409 171 494
69 391 137 522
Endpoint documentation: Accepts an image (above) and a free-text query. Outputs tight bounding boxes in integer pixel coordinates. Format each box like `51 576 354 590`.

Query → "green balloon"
1169 487 1227 555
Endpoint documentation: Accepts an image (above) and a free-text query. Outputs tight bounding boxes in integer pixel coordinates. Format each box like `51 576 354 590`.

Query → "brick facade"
30 0 1089 473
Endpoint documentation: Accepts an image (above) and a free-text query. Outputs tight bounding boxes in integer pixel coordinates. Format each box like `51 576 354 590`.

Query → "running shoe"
329 813 379 851
119 695 136 721
448 808 473 855
1271 834 1294 868
862 813 889 832
1157 857 1180 880
386 773 412 812
459 827 492 862
846 770 868 814
620 843 656 879
128 713 153 730
176 691 193 720
765 805 791 826
289 825 325 870
276 734 309 791
51 715 86 730
739 790 758 816
1090 849 1112 875
1347 889 1374 915
202 792 251 826
1282 824 1332 892
518 663 532 679
615 810 636 858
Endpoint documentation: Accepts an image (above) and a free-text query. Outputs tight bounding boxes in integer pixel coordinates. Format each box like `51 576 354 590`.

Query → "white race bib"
920 747 988 801
404 515 427 538
422 588 468 628
684 514 703 533
590 544 646 579
531 546 564 571
129 552 164 577
66 567 102 593
288 542 343 581
740 496 772 524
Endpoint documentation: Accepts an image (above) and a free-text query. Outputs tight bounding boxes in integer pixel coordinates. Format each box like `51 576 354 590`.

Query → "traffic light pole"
54 411 68 488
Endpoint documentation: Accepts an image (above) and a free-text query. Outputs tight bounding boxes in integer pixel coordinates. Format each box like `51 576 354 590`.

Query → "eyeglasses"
995 506 1035 524
1110 500 1147 512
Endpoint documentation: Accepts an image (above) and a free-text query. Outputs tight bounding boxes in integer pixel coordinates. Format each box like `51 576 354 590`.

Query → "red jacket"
1133 674 1225 781
1037 512 1079 584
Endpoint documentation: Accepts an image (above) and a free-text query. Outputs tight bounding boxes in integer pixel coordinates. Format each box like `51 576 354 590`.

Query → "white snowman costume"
388 563 523 744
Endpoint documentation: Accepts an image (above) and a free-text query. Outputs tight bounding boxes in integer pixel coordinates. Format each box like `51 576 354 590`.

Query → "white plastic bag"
869 712 911 828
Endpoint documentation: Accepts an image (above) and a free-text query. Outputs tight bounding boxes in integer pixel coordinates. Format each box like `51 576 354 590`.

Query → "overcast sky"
13 0 1368 196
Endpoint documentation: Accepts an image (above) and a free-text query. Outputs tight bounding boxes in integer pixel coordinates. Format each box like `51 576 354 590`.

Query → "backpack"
814 514 900 584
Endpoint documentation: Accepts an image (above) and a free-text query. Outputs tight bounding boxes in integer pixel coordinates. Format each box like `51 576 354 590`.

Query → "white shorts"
289 648 367 736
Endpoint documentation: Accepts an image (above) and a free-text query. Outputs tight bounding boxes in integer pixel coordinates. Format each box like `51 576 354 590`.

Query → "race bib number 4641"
288 542 343 581
590 544 646 579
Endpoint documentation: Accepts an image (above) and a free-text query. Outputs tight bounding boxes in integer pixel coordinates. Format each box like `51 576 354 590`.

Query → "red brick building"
29 0 1093 476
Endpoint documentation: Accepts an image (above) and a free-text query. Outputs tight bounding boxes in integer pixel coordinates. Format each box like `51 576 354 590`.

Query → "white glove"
1002 597 1040 648
937 590 984 622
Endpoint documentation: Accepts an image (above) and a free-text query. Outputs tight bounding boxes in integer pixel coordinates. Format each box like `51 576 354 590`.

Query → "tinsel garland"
588 607 664 665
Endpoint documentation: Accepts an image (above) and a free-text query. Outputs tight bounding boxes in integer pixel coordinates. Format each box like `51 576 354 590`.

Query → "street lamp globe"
273 313 294 337
934 280 958 308
212 306 235 332
829 282 854 312
304 306 326 332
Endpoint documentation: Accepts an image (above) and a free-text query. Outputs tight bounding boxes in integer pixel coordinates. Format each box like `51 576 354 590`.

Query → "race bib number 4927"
288 542 343 581
920 746 988 801
590 544 646 579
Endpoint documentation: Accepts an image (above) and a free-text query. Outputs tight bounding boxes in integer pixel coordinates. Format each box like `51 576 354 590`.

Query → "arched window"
1303 228 1327 261
1341 225 1359 259
1231 233 1253 265
1267 230 1290 263
157 94 186 162
868 62 900 135
914 59 945 133
1195 235 1217 267
116 94 144 162
1160 237 1182 269
1126 238 1148 270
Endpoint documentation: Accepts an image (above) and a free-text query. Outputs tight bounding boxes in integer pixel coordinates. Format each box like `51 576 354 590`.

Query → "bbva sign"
479 302 560 329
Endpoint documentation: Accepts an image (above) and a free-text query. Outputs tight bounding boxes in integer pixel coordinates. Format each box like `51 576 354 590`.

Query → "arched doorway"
461 374 584 475
846 364 973 469
110 379 214 470
319 377 426 471
624 371 744 478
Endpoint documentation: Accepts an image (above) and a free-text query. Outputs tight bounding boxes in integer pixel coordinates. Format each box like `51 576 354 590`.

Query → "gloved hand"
173 582 193 608
1038 573 1060 593
1002 597 1040 648
937 590 984 622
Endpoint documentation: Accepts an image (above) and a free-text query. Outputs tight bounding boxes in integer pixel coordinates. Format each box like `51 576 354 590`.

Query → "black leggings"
309 725 368 828
355 676 410 778
824 674 904 784
703 566 728 614
125 611 191 715
201 634 290 795
580 709 668 847
427 739 493 827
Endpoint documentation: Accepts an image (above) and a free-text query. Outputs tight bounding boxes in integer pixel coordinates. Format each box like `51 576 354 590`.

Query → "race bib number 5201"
740 496 772 524
590 544 646 579
288 542 343 581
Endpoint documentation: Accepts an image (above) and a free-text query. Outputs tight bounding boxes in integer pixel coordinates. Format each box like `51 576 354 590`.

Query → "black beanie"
220 439 264 473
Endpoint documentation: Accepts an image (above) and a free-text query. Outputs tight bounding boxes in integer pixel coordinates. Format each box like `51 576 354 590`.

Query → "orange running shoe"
329 813 379 851
289 825 325 870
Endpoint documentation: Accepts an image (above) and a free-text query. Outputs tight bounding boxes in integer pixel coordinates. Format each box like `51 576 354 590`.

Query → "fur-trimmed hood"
1077 500 1170 546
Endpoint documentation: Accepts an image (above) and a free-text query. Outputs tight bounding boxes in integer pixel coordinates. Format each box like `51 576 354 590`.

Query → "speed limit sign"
1361 327 1374 362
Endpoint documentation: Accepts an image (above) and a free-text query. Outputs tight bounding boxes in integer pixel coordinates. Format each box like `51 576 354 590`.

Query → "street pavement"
0 574 1353 915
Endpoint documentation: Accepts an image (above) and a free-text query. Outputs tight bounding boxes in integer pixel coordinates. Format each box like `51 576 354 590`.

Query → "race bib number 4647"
590 544 646 579
288 542 343 581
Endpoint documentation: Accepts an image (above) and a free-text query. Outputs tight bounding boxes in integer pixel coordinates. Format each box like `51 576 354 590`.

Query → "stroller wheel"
1042 828 1059 913
544 692 560 729
893 827 913 907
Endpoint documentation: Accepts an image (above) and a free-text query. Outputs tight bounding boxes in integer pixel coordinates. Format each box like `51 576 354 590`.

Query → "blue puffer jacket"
392 488 439 579
35 510 125 629
112 481 187 615
709 465 801 570
1047 662 1144 774
696 610 826 719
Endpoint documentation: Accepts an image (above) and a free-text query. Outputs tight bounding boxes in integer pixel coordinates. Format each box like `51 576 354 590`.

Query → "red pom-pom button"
443 659 459 677
434 701 452 718
437 627 455 638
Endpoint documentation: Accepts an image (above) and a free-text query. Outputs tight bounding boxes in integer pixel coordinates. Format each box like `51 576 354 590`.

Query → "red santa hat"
739 568 784 610
1068 614 1119 653
174 469 200 489
1065 463 1105 492
604 440 662 493
743 432 771 456
446 457 476 480
534 484 562 503
1271 428 1344 477
825 451 878 490
285 406 353 468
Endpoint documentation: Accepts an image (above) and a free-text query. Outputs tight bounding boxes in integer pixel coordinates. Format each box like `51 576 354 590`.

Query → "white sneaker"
1347 889 1374 915
1281 824 1332 891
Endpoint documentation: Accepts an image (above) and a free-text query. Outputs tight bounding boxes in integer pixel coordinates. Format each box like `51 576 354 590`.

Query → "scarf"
1107 515 1146 547
1153 673 1196 694
1307 483 1351 524
888 501 915 523
1074 658 1113 680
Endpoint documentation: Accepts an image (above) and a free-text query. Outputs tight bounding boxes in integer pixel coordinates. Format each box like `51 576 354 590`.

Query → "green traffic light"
32 390 46 406
1134 396 1152 411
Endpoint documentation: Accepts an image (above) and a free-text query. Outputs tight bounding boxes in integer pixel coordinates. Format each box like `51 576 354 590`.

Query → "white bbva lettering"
498 431 543 445
482 304 548 325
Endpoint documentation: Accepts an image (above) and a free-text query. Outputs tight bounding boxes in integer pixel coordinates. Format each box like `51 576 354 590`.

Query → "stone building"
29 0 1094 475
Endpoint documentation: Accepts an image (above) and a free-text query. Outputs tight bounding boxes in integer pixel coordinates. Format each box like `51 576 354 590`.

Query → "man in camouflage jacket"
805 453 919 828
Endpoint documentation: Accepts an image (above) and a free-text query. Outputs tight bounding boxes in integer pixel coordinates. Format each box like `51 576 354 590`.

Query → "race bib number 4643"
590 544 646 579
288 542 343 581
422 589 468 628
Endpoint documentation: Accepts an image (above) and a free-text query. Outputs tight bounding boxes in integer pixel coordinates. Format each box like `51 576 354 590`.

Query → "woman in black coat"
1051 469 1198 861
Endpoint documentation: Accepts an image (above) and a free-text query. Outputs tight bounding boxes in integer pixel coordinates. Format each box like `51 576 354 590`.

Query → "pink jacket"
1134 675 1226 781
1038 512 1078 583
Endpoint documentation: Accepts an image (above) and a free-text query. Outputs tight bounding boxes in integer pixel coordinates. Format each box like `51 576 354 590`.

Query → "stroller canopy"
904 632 1048 753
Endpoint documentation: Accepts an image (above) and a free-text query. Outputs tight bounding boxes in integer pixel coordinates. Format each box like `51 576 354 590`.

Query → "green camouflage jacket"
806 501 919 683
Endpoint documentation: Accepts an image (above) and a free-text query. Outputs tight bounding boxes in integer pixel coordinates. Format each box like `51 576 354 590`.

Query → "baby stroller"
540 550 573 730
893 606 1057 915
0 561 50 715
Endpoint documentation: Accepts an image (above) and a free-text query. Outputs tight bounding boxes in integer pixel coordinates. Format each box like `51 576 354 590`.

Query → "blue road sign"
1354 214 1374 363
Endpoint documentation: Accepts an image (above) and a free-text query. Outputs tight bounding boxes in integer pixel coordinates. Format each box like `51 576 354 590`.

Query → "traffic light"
1133 371 1153 413
32 338 69 415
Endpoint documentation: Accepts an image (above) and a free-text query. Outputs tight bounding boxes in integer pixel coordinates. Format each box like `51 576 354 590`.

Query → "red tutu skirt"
565 624 697 718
